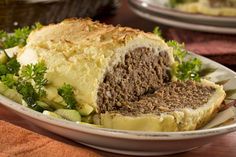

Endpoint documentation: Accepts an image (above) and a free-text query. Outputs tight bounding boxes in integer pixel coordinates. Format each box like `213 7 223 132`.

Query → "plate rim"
129 4 236 34
129 0 236 23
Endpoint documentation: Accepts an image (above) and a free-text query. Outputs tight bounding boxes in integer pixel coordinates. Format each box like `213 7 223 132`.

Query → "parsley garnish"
16 82 39 107
15 62 48 111
1 74 17 89
0 51 20 88
0 64 8 76
58 84 77 109
0 23 42 49
153 27 162 37
0 55 48 111
5 57 21 74
167 40 202 81
0 56 20 77
175 58 201 81
0 23 50 112
167 40 187 62
20 62 48 98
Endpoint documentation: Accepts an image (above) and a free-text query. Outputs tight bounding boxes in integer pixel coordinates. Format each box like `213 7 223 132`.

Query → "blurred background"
0 0 121 32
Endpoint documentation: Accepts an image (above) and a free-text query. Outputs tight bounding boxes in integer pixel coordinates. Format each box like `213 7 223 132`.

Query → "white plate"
129 0 236 34
1 53 236 156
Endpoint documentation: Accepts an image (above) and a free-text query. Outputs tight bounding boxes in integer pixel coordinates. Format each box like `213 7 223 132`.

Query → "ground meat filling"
116 81 216 116
97 47 216 116
97 47 171 113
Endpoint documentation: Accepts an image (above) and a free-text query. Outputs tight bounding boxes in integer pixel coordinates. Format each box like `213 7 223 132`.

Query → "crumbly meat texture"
115 81 216 116
97 46 216 117
97 47 171 113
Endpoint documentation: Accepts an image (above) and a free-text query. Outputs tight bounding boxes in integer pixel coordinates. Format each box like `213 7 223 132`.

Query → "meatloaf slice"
97 47 171 113
113 81 216 116
101 80 225 131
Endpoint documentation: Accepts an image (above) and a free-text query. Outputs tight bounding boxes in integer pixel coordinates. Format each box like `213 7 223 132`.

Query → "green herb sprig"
16 81 40 110
153 26 162 37
0 51 20 88
0 54 48 111
20 62 48 98
58 84 77 109
16 61 48 111
0 23 42 49
1 74 17 89
167 40 202 81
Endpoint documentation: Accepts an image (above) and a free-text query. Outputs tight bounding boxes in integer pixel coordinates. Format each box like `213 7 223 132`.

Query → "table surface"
1 0 236 157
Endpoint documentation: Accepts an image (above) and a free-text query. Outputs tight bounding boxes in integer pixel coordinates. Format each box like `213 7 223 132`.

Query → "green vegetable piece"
6 57 20 74
0 81 9 93
1 74 17 88
0 56 20 77
0 61 49 112
42 98 66 110
0 23 43 49
58 84 77 109
43 110 63 119
167 40 187 62
0 81 21 103
16 82 39 108
36 101 53 111
20 61 48 98
175 58 202 81
153 27 162 37
0 64 8 76
81 115 94 123
55 109 81 122
31 22 43 30
167 40 202 81
0 30 8 49
21 99 44 112
76 104 94 116
0 52 8 64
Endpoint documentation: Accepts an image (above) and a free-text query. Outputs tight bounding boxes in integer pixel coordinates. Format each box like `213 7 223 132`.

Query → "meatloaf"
17 18 226 131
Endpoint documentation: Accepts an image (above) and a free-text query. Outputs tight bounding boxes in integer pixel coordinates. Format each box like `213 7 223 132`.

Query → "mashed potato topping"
175 0 236 16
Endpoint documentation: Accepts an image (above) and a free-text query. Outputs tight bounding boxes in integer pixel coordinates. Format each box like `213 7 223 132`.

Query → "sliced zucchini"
43 110 63 119
36 101 53 111
55 109 81 122
76 104 94 116
21 99 44 112
42 98 66 110
81 115 94 123
0 52 8 64
0 82 22 103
